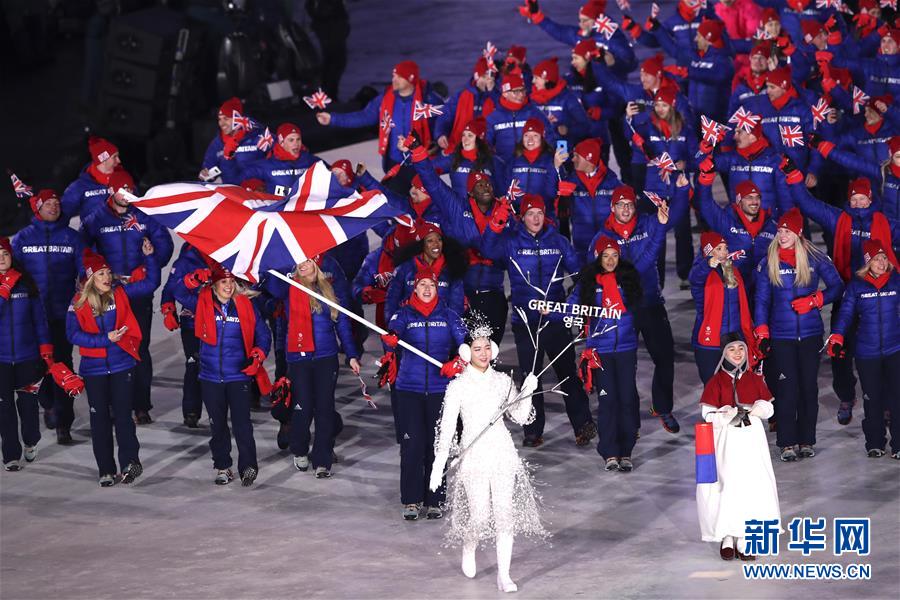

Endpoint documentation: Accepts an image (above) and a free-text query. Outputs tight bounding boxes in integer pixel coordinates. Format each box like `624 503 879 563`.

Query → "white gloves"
749 400 774 420
521 373 539 397
429 455 447 492
713 405 738 427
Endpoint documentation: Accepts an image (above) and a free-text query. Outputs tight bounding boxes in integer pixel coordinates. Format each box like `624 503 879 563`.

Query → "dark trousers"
694 346 722 385
512 320 592 439
288 356 339 469
594 350 639 459
609 117 633 185
656 205 694 288
465 289 509 346
84 369 140 476
200 379 257 474
130 296 154 414
396 389 445 506
856 352 900 453
829 298 858 404
0 360 42 463
180 323 202 419
634 304 676 415
771 336 822 447
37 318 75 429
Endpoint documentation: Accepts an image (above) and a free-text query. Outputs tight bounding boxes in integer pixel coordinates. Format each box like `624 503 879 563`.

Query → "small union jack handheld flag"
413 101 444 121
303 88 332 111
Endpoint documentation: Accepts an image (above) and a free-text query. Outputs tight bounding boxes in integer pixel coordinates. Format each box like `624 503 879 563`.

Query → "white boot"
461 541 477 578
496 533 517 592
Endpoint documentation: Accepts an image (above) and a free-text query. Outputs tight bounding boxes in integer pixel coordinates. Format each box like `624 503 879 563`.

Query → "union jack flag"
727 249 747 262
128 162 403 283
729 106 762 133
754 26 773 40
651 3 660 18
231 110 252 132
815 0 840 7
593 14 619 40
121 212 142 232
302 88 332 111
483 41 497 64
779 124 805 148
700 115 730 146
257 127 274 152
506 178 524 201
644 190 664 207
380 110 395 134
650 152 676 184
9 172 32 199
852 86 870 114
413 101 444 121
880 0 897 10
615 0 631 11
810 97 832 128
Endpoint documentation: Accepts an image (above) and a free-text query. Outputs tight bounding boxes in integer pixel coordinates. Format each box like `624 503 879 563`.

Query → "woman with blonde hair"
265 256 360 479
753 208 843 462
66 245 159 486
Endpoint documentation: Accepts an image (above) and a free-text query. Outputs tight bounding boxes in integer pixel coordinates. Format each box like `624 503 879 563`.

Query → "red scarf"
446 89 494 152
865 272 890 290
409 291 437 316
273 143 300 161
410 197 432 219
523 147 542 163
736 135 769 160
697 268 756 358
747 72 767 93
499 96 527 112
778 247 797 267
460 147 478 162
700 369 772 408
379 83 432 156
833 211 897 281
467 198 494 267
604 213 635 240
195 287 271 394
219 127 247 144
285 277 316 353
88 164 112 186
416 254 445 278
652 113 672 139
733 205 767 238
891 164 900 179
75 286 142 360
530 80 566 105
770 86 797 111
863 118 883 136
596 272 627 313
576 164 607 197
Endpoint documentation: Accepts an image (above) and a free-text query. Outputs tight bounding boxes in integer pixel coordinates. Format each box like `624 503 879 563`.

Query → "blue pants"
771 336 822 447
180 321 202 419
0 360 42 463
288 356 339 469
694 346 723 385
856 352 900 453
37 318 75 429
465 289 508 346
594 350 639 460
396 389 445 506
511 320 592 439
131 296 154 414
84 369 140 476
200 379 257 474
634 304 676 415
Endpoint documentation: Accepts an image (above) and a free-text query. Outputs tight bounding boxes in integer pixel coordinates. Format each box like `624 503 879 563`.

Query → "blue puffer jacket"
0 276 50 363
160 244 207 325
60 166 115 220
388 300 467 394
173 288 272 383
223 150 321 197
486 102 557 183
740 93 823 176
385 257 465 321
654 33 734 123
330 85 443 166
835 120 900 171
353 248 390 301
532 85 591 146
824 145 900 226
632 9 703 52
201 128 269 184
536 15 637 78
753 249 843 340
832 271 900 359
689 257 747 349
728 77 768 124
66 256 161 377
572 225 665 354
565 69 620 149
695 181 777 284
81 204 174 284
630 111 699 197
411 158 506 293
713 144 793 216
834 53 900 101
431 152 501 197
589 185 691 306
434 83 500 141
481 222 581 324
753 1 840 47
12 217 82 322
790 182 900 278
561 167 622 256
356 170 445 229
505 152 559 221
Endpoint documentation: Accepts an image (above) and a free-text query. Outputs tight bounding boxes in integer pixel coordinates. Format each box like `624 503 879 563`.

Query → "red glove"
489 198 511 233
577 348 602 393
586 106 603 121
272 300 285 319
362 286 387 304
622 15 641 39
631 132 646 149
557 180 577 197
754 324 771 358
790 291 823 314
440 356 467 379
815 51 833 65
0 270 22 300
826 333 845 358
779 155 804 185
410 145 429 163
241 347 266 376
376 352 398 387
222 134 241 160
698 156 716 185
49 362 85 397
270 377 292 408
40 344 55 366
160 302 180 331
380 331 399 348
853 13 878 37
815 139 836 158
821 77 837 95
184 268 211 290
518 0 544 23
663 65 688 78
826 30 842 46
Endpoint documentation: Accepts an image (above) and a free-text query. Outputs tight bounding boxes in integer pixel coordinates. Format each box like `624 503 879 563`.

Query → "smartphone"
556 140 568 155
201 166 222 181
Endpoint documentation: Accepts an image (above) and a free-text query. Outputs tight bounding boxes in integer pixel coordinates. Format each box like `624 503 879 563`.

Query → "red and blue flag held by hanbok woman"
695 422 718 484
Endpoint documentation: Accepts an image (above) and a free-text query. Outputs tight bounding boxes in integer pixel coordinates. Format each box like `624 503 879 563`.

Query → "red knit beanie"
277 123 301 141
767 66 792 90
777 207 803 237
501 72 525 92
698 19 724 48
89 136 118 165
463 117 487 139
467 171 491 194
0 237 11 255
393 61 420 83
519 194 545 216
522 117 545 138
594 235 620 256
735 180 761 202
889 135 900 157
862 239 886 264
30 189 57 216
108 170 135 194
641 53 664 78
83 248 110 279
218 97 243 117
533 58 559 83
573 39 600 61
701 231 726 257
848 177 872 200
611 185 636 206
574 138 602 165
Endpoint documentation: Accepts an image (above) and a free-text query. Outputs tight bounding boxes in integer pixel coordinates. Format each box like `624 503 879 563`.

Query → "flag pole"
267 269 444 368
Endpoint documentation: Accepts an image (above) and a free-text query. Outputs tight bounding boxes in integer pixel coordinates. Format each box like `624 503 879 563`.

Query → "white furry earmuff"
458 340 499 363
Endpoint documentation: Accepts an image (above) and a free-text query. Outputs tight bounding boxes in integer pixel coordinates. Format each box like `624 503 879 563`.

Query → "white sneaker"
4 460 22 472
24 446 37 462
293 455 309 471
